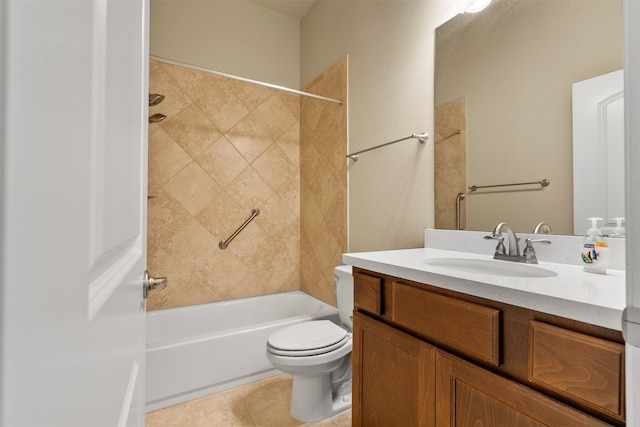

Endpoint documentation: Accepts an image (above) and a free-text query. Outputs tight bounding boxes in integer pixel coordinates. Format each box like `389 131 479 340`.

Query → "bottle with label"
610 217 625 238
581 217 609 274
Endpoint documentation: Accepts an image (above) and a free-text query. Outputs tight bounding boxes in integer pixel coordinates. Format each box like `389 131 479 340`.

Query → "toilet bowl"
266 265 353 422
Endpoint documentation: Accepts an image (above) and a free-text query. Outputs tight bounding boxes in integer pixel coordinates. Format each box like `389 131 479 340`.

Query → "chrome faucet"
484 222 551 264
533 222 552 234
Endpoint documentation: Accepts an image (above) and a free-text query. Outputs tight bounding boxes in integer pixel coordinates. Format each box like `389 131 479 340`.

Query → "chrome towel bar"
219 208 260 249
346 132 428 161
469 179 549 192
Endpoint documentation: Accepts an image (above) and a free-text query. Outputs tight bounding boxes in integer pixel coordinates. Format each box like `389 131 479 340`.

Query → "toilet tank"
334 265 354 330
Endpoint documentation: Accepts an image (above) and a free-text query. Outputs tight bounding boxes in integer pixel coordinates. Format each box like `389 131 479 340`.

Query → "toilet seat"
267 320 347 357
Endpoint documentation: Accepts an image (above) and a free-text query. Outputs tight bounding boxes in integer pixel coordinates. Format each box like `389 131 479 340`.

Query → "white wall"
301 1 465 252
149 0 301 88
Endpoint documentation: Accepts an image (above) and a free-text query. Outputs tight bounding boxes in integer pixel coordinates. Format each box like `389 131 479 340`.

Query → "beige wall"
435 0 623 234
301 0 464 252
150 0 301 89
147 59 301 310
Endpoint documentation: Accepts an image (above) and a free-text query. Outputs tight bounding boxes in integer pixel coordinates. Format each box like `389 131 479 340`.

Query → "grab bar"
469 178 549 192
219 208 260 249
346 132 428 161
456 193 466 230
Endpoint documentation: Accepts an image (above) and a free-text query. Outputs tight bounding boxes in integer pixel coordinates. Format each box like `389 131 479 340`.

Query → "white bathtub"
145 290 339 412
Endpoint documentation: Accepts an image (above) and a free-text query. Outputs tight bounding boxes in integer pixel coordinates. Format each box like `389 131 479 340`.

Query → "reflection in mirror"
434 0 622 235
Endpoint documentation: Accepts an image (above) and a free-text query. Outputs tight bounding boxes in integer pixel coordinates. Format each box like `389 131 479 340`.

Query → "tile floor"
145 374 352 427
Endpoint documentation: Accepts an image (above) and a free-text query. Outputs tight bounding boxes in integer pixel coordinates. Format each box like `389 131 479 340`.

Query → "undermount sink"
422 257 558 278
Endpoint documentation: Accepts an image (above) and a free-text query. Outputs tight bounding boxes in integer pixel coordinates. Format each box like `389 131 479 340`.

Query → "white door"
572 69 625 236
624 1 640 425
0 0 150 426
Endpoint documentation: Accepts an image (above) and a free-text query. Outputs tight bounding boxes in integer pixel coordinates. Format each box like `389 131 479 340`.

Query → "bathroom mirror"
434 0 623 235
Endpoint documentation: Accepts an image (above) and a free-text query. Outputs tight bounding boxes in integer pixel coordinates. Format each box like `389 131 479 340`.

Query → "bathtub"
145 290 339 412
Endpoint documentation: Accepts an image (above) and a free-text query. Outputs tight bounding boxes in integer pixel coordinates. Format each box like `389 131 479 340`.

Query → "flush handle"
144 270 167 298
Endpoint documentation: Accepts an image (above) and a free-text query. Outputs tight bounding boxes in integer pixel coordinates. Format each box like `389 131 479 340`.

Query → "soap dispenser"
610 217 625 238
581 217 609 274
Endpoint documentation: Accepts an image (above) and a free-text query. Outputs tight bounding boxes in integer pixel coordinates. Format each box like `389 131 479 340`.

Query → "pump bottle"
610 217 625 238
581 217 609 274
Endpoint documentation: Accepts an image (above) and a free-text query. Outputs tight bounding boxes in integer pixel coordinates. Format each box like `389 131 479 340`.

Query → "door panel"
1 0 149 426
435 351 611 427
353 313 436 427
572 69 624 235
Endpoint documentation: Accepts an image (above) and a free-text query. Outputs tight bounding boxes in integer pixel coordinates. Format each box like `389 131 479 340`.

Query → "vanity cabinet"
352 268 625 427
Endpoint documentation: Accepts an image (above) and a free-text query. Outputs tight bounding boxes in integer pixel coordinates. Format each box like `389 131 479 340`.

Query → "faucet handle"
523 238 551 264
484 234 506 255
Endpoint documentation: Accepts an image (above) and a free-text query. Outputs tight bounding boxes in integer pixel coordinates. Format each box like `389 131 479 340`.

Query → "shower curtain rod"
150 56 344 105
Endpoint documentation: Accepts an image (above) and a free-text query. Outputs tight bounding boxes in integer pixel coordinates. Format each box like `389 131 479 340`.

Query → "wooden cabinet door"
435 351 613 427
353 312 436 427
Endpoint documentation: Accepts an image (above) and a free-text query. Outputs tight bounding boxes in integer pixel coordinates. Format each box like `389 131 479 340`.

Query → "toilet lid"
268 320 347 354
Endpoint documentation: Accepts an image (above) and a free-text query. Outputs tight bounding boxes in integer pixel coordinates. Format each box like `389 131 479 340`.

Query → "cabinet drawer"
354 272 382 316
529 320 625 421
391 282 500 366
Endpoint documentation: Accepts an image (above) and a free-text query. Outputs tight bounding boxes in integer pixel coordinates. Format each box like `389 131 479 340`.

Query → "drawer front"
391 282 501 366
354 272 382 316
529 320 625 421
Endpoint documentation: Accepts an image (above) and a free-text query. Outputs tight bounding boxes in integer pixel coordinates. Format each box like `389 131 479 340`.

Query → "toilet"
266 265 353 422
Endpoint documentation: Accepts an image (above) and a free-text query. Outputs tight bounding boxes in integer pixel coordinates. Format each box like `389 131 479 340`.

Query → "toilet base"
290 372 352 422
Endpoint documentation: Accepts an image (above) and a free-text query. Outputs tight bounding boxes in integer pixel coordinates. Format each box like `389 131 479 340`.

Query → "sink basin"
422 257 558 278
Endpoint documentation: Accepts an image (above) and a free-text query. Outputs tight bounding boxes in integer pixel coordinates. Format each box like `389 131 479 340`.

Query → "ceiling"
249 0 316 20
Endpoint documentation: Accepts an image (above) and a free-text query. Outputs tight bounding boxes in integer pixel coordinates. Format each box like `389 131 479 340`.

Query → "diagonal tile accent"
147 57 347 311
147 59 307 311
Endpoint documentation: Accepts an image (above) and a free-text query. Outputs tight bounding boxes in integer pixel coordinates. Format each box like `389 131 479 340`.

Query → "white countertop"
343 247 625 331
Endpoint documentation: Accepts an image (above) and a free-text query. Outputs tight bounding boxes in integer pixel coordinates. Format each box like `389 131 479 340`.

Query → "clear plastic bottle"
581 217 609 274
610 217 625 238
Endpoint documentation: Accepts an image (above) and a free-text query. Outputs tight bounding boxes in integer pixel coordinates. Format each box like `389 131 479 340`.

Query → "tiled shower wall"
147 59 302 310
300 57 348 306
146 57 348 310
435 98 466 231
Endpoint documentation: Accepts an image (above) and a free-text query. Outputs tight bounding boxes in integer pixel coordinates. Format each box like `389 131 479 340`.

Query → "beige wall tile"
196 81 249 133
229 79 274 111
196 136 249 187
147 57 347 312
148 128 192 186
227 167 274 209
253 143 298 191
147 59 305 311
277 122 301 167
161 103 223 158
226 113 274 163
147 189 194 245
435 98 466 230
299 56 348 306
164 162 223 216
252 95 298 141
